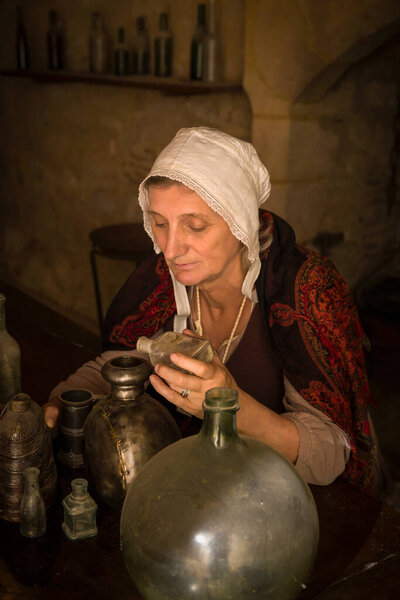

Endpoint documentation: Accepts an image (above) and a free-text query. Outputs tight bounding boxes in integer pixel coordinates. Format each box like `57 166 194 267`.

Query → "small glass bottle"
47 10 64 70
89 12 108 73
137 331 213 372
155 13 172 77
62 478 98 541
0 293 21 404
20 467 46 538
203 0 219 82
16 5 29 70
132 16 150 75
190 4 206 81
114 27 129 75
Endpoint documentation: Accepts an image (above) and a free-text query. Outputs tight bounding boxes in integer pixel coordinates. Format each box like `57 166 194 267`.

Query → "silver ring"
181 389 190 399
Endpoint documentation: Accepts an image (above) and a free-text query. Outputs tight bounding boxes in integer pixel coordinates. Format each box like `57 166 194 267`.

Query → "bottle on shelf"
16 5 29 70
190 4 206 81
114 27 129 75
0 293 21 405
132 16 150 75
89 12 108 74
20 467 46 538
155 12 172 77
47 10 64 70
136 331 213 373
203 0 219 82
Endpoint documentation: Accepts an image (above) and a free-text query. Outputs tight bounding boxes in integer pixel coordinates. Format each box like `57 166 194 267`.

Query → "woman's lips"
172 262 197 271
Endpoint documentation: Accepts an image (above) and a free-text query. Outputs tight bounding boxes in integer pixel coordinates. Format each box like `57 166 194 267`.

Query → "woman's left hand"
149 348 239 419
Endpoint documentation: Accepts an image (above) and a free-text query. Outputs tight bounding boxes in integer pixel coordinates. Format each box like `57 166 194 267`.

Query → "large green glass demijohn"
121 387 319 600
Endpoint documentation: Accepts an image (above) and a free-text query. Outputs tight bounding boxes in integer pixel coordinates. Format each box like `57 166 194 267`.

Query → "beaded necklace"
194 286 247 364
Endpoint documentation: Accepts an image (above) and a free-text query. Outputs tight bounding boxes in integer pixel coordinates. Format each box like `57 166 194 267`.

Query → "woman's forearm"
235 389 300 462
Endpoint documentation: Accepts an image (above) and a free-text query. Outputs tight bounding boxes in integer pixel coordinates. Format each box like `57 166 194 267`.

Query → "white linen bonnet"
138 127 271 332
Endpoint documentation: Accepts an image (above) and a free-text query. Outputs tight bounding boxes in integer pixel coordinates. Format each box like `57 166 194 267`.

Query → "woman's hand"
149 350 239 419
42 398 61 430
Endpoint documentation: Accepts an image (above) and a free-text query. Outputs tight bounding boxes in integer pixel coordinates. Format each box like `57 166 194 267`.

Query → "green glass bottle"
20 467 46 538
155 13 172 77
114 27 129 75
190 4 206 80
0 293 21 405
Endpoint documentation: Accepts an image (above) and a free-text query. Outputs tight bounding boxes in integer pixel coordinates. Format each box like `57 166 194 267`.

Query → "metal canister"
58 389 94 468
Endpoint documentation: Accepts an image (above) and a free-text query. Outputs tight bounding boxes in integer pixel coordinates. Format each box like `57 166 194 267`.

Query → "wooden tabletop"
1 282 399 600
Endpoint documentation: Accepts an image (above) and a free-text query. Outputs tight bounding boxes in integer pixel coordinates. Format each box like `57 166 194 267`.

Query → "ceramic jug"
83 355 181 509
121 387 319 600
0 393 57 522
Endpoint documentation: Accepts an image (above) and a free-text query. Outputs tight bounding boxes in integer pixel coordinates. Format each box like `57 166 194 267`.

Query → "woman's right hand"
42 398 61 430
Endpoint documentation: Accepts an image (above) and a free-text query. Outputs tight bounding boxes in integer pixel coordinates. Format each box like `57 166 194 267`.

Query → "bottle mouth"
203 387 239 412
10 393 30 411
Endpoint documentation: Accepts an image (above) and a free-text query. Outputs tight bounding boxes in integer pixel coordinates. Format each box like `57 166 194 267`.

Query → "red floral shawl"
104 211 377 493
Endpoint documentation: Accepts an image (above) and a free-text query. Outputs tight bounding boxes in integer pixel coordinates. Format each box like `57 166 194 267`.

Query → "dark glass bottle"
89 12 108 73
114 27 129 75
16 5 29 70
155 13 172 77
20 467 46 538
190 4 206 80
0 293 21 405
121 387 319 600
47 10 64 70
204 0 219 82
132 16 150 75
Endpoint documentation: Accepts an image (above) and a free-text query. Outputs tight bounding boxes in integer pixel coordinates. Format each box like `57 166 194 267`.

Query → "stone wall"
1 0 399 332
0 0 249 330
245 0 400 296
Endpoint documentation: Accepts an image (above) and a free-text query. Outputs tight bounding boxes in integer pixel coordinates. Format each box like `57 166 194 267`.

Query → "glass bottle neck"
24 468 40 492
200 409 240 449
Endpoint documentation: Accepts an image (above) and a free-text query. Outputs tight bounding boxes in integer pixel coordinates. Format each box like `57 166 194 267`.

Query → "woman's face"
148 183 243 288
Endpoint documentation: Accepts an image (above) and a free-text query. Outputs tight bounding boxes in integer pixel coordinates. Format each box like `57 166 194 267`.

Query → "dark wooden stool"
89 223 153 337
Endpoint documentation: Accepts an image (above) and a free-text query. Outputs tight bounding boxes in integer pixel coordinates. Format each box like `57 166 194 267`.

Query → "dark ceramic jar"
121 387 319 600
0 393 57 522
83 355 181 509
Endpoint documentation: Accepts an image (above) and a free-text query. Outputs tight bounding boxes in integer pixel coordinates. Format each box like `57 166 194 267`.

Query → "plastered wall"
0 0 399 332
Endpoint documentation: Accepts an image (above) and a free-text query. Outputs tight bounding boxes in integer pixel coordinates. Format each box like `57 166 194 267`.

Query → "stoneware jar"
83 355 181 509
0 393 57 522
120 387 319 600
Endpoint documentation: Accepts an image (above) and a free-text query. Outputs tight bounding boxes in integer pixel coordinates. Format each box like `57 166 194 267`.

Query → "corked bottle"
0 393 57 522
83 356 181 509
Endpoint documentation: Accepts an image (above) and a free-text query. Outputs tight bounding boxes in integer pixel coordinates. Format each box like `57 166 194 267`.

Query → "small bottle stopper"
20 467 46 538
62 478 98 541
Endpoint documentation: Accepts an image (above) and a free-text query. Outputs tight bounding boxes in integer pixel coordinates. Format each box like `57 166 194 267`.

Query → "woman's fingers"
149 373 204 419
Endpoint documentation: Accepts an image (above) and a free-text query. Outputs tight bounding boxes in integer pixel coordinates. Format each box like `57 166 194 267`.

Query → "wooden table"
1 283 399 599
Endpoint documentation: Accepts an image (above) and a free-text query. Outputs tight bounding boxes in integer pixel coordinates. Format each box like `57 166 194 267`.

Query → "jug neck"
111 383 145 402
199 388 240 449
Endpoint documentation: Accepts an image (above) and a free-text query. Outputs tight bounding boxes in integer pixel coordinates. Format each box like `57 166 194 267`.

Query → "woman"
44 127 379 493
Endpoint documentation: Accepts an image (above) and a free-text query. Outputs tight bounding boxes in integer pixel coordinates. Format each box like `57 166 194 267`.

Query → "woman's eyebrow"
148 210 210 220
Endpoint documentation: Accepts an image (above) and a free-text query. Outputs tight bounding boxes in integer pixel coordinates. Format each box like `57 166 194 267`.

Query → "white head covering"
138 127 271 331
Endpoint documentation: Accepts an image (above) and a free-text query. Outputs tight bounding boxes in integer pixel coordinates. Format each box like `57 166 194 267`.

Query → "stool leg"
90 249 104 338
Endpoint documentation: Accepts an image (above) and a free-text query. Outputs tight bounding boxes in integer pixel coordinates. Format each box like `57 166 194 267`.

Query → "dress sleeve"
49 329 165 401
49 348 143 400
282 376 351 486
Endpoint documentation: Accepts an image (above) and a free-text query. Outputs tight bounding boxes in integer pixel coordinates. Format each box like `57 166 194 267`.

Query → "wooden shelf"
0 68 242 95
